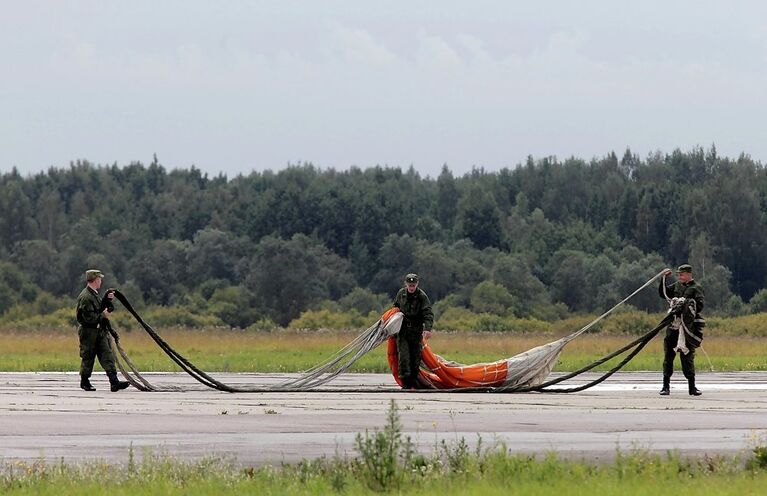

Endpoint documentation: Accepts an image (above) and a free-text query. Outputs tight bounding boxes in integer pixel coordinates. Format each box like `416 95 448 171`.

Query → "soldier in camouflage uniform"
76 269 130 392
658 264 705 396
392 273 434 390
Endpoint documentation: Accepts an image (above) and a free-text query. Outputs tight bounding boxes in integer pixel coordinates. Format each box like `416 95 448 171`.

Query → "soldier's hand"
102 308 112 317
662 268 673 277
423 330 433 340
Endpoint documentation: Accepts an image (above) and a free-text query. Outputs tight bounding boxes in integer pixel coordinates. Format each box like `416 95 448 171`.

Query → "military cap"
404 273 419 284
85 269 104 282
676 264 693 274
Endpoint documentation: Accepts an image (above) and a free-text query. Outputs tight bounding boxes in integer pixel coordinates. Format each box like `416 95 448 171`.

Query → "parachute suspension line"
566 269 668 342
412 271 675 393
417 314 673 394
110 290 397 392
113 290 250 392
697 344 715 373
507 270 699 391
518 314 673 393
104 321 157 391
511 270 714 392
108 271 674 393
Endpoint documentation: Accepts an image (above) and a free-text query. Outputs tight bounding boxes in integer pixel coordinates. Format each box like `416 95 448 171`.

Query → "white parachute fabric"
270 312 403 390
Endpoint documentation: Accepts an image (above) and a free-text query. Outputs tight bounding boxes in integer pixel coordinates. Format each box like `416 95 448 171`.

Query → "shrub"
288 309 372 330
338 287 390 314
0 307 74 329
550 314 602 335
529 301 570 322
598 311 663 335
142 306 225 328
437 307 478 331
465 314 550 333
433 307 552 333
470 281 518 316
471 314 512 332
245 318 280 332
708 313 767 337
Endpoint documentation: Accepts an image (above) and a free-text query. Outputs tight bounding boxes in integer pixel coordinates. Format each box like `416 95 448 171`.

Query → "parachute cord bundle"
104 319 159 391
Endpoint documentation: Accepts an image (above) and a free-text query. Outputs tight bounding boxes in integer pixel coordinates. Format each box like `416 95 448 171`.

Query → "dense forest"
2 146 767 327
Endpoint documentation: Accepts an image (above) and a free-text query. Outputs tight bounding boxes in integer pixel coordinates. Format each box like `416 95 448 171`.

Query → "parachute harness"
660 275 713 371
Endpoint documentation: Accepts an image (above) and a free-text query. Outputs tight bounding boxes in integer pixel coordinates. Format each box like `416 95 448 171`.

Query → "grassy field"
2 327 767 373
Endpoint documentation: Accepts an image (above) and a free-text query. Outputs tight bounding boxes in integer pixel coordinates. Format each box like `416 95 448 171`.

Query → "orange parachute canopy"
387 338 511 389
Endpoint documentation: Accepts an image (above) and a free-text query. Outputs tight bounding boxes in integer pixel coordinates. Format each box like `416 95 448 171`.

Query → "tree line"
2 146 767 327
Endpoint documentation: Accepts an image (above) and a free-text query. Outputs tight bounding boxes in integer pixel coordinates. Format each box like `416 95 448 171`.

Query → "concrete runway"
2 371 767 466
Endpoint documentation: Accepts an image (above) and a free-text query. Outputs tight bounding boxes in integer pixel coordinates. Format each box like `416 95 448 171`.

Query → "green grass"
2 328 767 373
4 401 767 495
4 459 767 496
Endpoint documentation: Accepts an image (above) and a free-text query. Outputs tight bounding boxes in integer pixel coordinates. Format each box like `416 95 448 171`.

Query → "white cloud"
326 24 397 67
416 30 463 70
456 33 493 65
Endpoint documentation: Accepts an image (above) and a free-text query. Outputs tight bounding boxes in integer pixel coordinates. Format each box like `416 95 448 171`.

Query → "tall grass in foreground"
2 327 767 372
4 401 767 495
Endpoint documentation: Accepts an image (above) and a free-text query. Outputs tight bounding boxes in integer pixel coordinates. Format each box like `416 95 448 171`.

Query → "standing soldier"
658 264 705 396
76 269 130 392
393 273 434 390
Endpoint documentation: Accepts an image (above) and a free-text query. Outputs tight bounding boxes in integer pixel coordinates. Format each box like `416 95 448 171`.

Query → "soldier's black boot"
400 376 411 390
659 376 670 396
107 372 130 392
401 376 418 390
688 378 702 396
80 376 96 391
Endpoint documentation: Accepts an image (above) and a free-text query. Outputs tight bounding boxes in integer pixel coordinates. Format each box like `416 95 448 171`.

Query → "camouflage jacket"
392 287 434 332
658 278 706 340
658 279 705 315
76 287 103 329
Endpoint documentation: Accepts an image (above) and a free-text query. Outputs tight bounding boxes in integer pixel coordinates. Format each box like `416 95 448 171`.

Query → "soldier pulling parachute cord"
105 271 680 393
660 275 714 372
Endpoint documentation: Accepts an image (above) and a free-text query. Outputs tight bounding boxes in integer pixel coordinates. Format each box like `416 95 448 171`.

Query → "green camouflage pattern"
75 286 116 376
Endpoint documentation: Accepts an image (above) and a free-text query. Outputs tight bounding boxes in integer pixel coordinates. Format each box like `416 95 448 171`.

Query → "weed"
0 441 762 495
747 445 767 470
354 399 404 491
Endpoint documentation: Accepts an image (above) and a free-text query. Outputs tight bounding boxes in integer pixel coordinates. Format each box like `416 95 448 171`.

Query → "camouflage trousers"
396 329 423 384
662 334 695 381
78 326 117 377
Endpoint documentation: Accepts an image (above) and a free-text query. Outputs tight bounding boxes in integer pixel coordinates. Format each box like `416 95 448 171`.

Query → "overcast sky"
2 1 765 178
